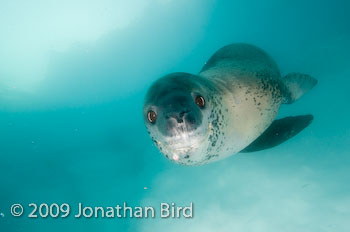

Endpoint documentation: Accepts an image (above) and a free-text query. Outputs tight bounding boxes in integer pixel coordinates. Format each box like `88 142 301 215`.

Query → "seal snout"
153 93 203 137
164 109 199 137
165 108 190 124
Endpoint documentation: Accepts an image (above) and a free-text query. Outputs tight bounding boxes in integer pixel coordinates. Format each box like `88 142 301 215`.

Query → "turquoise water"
0 0 349 231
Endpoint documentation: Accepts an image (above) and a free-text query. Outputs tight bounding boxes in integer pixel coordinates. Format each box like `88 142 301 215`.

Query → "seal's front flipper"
283 73 317 104
241 115 313 153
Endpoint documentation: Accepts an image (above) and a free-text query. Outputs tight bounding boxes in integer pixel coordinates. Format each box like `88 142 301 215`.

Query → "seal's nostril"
177 118 184 123
179 109 190 118
167 109 190 124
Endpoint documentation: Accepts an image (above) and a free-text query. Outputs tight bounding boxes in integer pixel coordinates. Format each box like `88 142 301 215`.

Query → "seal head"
143 72 213 164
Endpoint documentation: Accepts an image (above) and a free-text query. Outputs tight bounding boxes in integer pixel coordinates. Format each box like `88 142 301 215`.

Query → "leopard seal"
143 43 317 166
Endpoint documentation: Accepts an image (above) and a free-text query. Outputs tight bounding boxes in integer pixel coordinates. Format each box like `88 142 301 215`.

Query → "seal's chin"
163 129 208 159
168 142 197 155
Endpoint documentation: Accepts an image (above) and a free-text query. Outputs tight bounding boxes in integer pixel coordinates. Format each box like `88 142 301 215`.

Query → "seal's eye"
195 95 205 108
147 110 157 124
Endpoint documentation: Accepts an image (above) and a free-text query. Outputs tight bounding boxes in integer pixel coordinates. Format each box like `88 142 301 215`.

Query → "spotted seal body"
143 43 317 166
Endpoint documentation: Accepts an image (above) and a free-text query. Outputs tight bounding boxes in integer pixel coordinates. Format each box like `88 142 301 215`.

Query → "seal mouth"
163 126 210 157
165 141 198 155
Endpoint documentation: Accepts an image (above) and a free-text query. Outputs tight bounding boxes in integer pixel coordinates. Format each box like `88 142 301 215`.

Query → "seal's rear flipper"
241 115 313 153
283 73 317 104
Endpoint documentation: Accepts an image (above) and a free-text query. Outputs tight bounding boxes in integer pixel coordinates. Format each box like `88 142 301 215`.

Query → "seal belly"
225 78 282 152
199 44 284 158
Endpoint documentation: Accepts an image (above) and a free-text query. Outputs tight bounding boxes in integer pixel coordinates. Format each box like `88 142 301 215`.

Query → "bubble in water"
0 212 4 217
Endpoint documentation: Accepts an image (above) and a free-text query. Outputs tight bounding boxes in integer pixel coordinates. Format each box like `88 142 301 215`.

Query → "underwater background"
0 0 349 231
